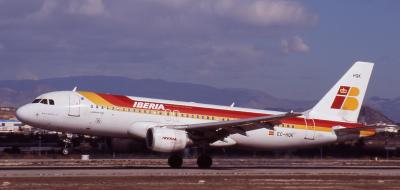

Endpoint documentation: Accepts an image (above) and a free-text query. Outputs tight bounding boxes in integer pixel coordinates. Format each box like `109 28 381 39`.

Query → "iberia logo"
330 86 360 110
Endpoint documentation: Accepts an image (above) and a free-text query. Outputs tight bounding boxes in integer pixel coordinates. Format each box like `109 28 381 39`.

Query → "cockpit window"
40 99 48 104
32 99 41 103
49 99 55 105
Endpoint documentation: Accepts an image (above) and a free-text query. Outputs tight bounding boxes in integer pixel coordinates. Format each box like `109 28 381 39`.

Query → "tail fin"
308 61 374 123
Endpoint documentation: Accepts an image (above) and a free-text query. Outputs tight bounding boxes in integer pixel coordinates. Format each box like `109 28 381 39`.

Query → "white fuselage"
16 91 341 150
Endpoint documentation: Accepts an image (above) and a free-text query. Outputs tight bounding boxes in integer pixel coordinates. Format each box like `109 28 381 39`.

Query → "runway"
1 159 400 189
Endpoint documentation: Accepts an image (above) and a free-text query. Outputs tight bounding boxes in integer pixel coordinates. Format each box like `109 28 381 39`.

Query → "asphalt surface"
1 159 400 190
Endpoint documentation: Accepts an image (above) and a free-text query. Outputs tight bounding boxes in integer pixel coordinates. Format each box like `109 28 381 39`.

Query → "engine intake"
146 127 191 153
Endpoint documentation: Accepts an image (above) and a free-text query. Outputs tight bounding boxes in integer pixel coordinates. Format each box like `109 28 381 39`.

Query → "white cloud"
28 0 58 19
16 69 39 80
29 0 108 19
68 0 108 17
281 36 310 54
156 0 317 27
216 0 317 26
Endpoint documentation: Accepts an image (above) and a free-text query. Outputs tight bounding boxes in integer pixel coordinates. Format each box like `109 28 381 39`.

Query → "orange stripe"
79 91 114 107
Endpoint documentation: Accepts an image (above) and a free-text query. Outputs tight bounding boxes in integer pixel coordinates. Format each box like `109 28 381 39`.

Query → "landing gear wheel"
197 154 212 168
62 148 70 155
168 155 183 168
60 133 73 155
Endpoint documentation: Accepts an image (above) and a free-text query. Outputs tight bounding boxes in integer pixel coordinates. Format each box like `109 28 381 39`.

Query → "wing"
172 112 302 144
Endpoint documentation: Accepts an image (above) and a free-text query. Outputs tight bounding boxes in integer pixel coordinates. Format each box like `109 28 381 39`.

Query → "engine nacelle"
127 122 161 139
146 127 191 153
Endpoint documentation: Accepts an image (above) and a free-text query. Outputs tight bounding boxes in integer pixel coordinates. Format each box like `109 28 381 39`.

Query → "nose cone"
16 105 32 124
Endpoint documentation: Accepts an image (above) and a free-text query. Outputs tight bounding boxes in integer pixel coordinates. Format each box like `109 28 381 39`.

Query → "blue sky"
0 0 399 100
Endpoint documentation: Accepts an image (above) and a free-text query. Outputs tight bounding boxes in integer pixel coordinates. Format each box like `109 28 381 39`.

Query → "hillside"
358 106 394 124
366 97 400 123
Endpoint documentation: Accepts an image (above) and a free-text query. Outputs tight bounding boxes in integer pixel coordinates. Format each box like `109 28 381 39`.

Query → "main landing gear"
168 154 183 168
167 154 213 168
197 154 212 168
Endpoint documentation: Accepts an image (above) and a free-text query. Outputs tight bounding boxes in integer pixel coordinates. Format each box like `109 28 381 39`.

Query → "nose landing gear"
62 146 70 155
60 133 73 155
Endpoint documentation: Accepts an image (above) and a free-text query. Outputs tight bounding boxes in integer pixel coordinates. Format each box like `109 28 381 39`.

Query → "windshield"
32 99 41 103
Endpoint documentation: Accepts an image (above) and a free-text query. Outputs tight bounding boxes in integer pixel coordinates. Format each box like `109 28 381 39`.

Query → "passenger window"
32 99 41 103
40 99 48 104
49 99 55 105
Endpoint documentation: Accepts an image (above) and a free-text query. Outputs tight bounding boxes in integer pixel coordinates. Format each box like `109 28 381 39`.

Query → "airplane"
16 61 377 168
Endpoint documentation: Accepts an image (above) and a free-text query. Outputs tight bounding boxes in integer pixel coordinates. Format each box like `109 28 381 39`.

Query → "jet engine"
146 127 191 153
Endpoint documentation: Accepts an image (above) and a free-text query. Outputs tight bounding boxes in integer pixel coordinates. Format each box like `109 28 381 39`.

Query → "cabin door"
304 118 315 140
68 95 80 117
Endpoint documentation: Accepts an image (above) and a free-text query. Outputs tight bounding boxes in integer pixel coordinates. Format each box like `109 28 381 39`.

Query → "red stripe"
113 95 135 106
97 93 133 107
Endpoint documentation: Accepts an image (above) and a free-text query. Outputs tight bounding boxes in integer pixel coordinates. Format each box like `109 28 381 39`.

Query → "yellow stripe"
285 124 375 136
284 124 332 132
79 91 114 107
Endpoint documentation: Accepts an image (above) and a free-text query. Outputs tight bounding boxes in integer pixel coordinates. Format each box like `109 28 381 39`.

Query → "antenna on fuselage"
230 102 235 107
72 86 78 92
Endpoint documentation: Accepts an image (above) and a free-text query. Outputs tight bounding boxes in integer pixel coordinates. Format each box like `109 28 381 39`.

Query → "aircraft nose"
16 105 32 123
